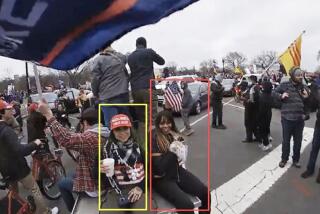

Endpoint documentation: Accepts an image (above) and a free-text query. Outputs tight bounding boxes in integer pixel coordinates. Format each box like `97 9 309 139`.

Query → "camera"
118 195 131 208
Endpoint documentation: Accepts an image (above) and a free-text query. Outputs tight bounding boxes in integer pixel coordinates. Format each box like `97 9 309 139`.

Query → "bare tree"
224 52 247 69
63 60 92 88
164 61 178 76
199 59 218 77
252 51 277 69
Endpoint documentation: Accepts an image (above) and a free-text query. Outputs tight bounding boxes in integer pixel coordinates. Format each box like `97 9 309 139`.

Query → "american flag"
164 81 182 112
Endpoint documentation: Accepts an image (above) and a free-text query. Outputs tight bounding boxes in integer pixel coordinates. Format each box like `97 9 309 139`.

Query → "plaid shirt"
48 118 98 192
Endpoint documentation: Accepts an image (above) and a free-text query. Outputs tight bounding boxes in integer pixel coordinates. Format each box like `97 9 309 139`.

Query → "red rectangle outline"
149 78 211 212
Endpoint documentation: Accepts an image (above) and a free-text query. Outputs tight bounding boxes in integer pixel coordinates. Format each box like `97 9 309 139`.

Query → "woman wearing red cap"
152 110 210 213
100 114 145 210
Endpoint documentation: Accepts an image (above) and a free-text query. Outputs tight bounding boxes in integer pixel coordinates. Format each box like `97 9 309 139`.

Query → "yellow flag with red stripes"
279 34 302 75
234 66 244 75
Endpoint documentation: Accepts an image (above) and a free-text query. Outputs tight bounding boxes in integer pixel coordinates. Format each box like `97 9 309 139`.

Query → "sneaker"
242 139 253 143
279 160 287 168
292 162 301 168
268 136 273 142
301 170 314 179
258 143 263 148
211 124 217 129
51 207 59 214
261 144 272 151
216 124 227 129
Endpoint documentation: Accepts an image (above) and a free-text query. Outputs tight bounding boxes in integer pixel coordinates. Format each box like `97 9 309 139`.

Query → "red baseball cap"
110 114 132 130
0 100 13 110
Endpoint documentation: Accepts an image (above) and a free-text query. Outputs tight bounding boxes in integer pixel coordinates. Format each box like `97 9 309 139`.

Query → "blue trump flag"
0 0 199 70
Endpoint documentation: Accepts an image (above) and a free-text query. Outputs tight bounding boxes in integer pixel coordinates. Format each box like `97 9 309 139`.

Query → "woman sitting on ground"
152 110 210 214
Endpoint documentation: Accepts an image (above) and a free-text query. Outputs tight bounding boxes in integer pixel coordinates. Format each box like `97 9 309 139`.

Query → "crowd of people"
212 66 320 183
0 36 211 214
3 34 320 214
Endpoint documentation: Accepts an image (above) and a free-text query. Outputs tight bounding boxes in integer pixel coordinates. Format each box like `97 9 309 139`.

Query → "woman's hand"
128 186 143 203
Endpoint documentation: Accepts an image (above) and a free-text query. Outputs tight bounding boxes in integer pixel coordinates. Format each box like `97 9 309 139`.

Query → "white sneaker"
51 207 59 214
261 144 272 151
269 136 273 142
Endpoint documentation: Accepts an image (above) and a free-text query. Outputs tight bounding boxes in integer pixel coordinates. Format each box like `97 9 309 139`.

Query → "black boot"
301 170 313 178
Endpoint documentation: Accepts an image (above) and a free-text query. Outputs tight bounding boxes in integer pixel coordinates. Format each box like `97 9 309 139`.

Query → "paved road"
169 97 320 214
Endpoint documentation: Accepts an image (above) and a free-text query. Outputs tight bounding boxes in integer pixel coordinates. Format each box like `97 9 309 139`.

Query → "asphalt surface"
163 97 320 214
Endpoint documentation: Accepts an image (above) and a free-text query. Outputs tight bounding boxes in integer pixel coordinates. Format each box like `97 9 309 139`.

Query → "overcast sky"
1 0 319 79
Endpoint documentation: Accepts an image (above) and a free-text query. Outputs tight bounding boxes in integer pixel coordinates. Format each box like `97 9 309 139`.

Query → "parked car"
188 82 209 114
221 79 235 96
156 75 198 106
30 92 58 112
168 81 208 115
239 73 263 85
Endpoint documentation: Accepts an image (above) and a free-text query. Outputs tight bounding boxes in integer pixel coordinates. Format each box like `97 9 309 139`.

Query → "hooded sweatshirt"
0 121 38 182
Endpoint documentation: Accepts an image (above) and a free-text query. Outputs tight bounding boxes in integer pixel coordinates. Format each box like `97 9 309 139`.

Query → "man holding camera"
274 66 310 168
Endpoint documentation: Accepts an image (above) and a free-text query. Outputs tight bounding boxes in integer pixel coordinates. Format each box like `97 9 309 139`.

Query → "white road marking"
223 102 245 110
210 127 314 214
180 98 235 132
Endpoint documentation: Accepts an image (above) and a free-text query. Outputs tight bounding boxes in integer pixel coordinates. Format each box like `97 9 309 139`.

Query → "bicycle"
0 177 36 214
32 139 66 200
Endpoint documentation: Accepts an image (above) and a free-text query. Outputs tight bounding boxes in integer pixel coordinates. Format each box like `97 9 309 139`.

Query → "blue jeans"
101 93 129 128
307 121 320 172
58 175 75 212
281 118 304 162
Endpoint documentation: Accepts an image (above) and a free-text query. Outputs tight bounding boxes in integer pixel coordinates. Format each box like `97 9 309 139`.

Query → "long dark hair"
155 110 179 153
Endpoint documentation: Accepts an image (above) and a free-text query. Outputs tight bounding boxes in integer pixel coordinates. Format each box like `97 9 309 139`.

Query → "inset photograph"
98 104 147 212
151 78 211 213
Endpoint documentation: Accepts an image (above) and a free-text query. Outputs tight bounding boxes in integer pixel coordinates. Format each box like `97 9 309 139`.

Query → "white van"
239 73 263 84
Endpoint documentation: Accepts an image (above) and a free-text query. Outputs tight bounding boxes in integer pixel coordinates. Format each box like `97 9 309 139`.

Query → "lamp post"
222 59 225 75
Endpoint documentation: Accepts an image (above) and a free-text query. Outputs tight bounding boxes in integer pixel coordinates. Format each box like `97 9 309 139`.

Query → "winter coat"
0 121 38 182
128 46 165 90
91 51 129 101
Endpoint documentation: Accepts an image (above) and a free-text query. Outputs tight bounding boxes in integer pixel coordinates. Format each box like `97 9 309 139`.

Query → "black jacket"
151 132 180 181
274 80 307 121
211 81 224 102
128 46 165 90
27 111 47 143
181 87 193 110
0 121 38 182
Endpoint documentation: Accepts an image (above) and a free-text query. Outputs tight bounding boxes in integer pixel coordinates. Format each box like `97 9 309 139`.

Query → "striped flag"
279 33 303 75
0 0 199 70
164 81 182 112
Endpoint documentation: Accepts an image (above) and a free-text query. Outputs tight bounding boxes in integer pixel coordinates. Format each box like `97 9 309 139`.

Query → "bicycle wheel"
39 160 66 200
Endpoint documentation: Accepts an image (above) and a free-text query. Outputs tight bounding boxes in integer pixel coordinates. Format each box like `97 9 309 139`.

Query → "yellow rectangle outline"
98 103 148 211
